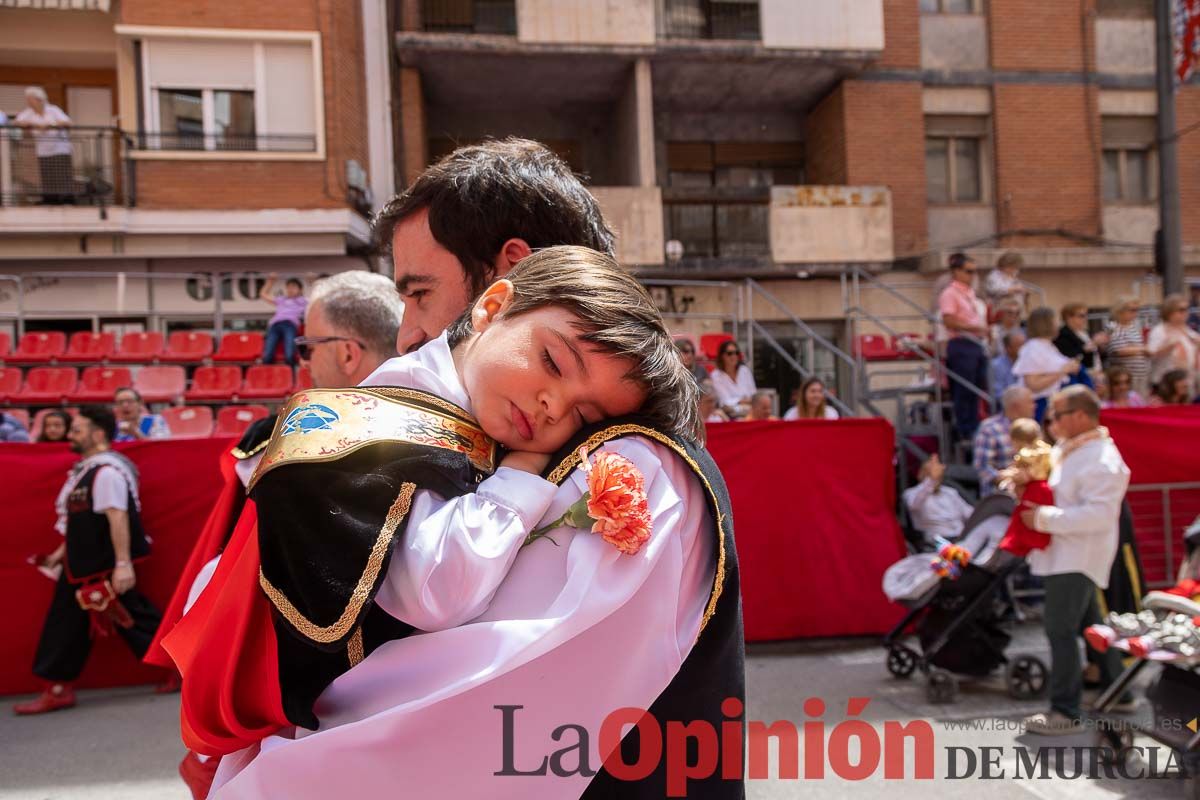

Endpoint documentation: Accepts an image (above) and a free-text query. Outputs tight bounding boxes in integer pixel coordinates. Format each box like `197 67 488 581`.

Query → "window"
1101 117 1157 204
925 116 988 204
1096 0 1153 18
138 35 320 154
920 0 983 12
660 0 760 41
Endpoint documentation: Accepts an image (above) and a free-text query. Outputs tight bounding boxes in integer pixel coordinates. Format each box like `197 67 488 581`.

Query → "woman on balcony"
710 339 756 418
15 87 73 206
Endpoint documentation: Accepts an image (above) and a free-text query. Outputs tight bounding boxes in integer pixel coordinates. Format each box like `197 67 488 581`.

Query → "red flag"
1174 0 1200 84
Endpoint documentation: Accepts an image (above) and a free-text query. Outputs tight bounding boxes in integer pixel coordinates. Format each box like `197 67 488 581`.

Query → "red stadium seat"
134 365 186 404
0 331 11 359
699 333 734 361
239 364 293 399
891 332 927 361
111 331 165 363
294 365 313 391
213 332 265 363
184 366 242 401
12 366 78 404
161 406 214 438
161 331 214 364
10 331 67 365
62 331 116 363
6 407 29 431
855 334 900 362
68 366 133 402
214 404 270 437
0 367 21 402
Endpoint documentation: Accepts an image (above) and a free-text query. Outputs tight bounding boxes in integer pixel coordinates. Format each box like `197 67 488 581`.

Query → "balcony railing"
663 186 770 262
419 0 517 34
0 125 123 208
0 0 109 9
130 132 318 153
660 0 760 41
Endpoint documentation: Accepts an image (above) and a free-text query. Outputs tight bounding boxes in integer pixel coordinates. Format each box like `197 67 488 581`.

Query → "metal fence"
420 0 517 33
659 0 761 40
0 125 123 207
129 132 318 153
1126 481 1200 589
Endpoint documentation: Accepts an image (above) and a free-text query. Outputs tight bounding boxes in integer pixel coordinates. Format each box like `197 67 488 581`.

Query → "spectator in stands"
1013 307 1081 422
1188 285 1200 333
1105 296 1150 397
783 376 840 420
744 391 776 421
14 86 73 205
1019 386 1134 734
38 410 71 443
1148 293 1200 395
259 274 307 366
973 385 1034 497
14 406 168 715
0 411 31 442
675 338 709 384
1149 368 1193 406
903 454 973 543
296 271 404 389
991 330 1025 404
939 253 991 439
113 387 170 441
983 251 1027 308
710 339 756 418
698 379 728 424
1102 366 1145 409
990 298 1025 356
1053 302 1105 388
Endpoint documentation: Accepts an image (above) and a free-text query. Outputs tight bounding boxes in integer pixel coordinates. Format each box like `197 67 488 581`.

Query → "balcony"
418 0 517 34
128 132 319 154
659 0 760 41
661 185 894 272
0 125 124 208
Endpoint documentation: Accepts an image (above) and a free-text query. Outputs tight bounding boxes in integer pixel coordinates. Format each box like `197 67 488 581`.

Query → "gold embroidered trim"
231 438 270 460
363 386 475 424
258 482 416 644
347 627 365 667
546 424 727 639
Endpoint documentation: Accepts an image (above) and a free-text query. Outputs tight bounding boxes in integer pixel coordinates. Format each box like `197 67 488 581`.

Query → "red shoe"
1084 625 1115 654
13 683 76 715
155 672 182 694
179 751 220 800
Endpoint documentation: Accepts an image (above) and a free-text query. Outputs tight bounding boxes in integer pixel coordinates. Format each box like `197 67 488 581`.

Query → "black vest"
542 418 746 800
64 462 150 583
249 388 496 730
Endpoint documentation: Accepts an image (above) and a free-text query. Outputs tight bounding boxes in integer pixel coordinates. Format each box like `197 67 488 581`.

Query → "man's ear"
471 279 515 332
339 338 362 377
491 238 532 278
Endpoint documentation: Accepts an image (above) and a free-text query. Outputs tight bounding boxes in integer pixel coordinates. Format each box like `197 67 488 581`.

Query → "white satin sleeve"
374 467 559 631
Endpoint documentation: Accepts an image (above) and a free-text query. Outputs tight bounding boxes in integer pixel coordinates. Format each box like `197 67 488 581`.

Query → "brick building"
391 0 1199 403
0 0 392 338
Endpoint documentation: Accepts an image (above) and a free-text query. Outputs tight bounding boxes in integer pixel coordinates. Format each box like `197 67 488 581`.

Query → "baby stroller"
882 493 1049 704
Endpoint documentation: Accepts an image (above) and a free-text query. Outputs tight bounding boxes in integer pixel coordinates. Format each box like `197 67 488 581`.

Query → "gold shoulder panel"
248 388 496 491
546 424 728 641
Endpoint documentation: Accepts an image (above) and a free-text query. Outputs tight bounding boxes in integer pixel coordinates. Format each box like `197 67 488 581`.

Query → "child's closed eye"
542 349 562 377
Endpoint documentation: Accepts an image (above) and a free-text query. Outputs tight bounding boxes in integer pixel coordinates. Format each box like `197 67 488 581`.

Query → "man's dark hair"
948 252 973 271
1053 385 1101 421
373 138 616 295
114 386 142 403
78 405 117 443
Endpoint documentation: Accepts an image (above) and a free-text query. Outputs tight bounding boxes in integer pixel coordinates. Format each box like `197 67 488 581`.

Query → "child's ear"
471 279 515 331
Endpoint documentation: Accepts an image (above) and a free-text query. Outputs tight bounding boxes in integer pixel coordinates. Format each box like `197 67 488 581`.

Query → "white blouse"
783 405 840 420
1012 338 1071 400
710 364 756 408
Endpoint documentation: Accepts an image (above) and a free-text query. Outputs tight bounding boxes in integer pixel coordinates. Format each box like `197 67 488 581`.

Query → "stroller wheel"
926 669 958 704
886 644 919 678
1006 654 1048 700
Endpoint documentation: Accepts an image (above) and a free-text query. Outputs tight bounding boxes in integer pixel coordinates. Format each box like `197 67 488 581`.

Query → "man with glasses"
1017 386 1134 735
938 252 991 438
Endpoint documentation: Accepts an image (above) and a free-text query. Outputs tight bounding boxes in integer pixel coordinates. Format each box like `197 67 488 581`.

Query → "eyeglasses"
294 335 364 361
721 348 741 357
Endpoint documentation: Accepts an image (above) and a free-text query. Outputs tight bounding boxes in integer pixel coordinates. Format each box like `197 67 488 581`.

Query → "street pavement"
0 621 1189 799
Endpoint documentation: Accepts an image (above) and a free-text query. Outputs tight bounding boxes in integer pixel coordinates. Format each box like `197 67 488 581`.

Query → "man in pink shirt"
938 252 991 438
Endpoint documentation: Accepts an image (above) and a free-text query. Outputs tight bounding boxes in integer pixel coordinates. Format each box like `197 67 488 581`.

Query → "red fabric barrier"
1 419 907 694
1103 406 1200 586
0 438 233 696
705 418 907 642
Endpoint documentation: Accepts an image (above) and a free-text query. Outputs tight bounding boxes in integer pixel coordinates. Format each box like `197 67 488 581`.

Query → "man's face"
1006 333 1026 360
1051 401 1093 439
113 390 139 421
300 301 350 389
67 417 95 454
953 261 977 286
392 209 477 355
457 302 647 453
750 395 771 419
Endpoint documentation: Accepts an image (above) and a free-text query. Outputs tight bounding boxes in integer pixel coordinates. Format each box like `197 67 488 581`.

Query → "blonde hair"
1014 441 1053 481
1111 295 1139 317
1060 302 1088 320
1026 306 1057 339
1163 293 1189 317
447 245 702 441
1009 417 1042 450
